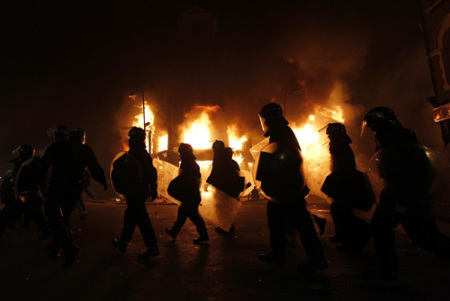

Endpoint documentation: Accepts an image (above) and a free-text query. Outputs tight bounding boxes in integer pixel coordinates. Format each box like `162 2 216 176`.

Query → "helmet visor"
361 120 372 137
259 114 268 132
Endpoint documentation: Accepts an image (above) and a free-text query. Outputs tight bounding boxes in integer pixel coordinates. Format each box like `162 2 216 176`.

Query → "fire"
158 132 168 153
232 153 244 165
227 124 248 150
292 115 319 153
133 104 155 152
314 105 344 123
133 105 154 130
182 106 220 150
289 106 345 199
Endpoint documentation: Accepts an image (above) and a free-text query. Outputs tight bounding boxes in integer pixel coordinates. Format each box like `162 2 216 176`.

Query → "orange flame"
182 105 220 150
183 111 213 149
227 124 248 150
158 132 168 153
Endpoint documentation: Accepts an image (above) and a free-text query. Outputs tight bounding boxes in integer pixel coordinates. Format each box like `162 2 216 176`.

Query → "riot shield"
253 142 305 203
110 152 142 198
239 170 255 198
366 144 450 214
154 158 242 231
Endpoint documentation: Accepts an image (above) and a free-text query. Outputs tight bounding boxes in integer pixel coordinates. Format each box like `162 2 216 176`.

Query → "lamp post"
129 89 152 152
128 89 146 130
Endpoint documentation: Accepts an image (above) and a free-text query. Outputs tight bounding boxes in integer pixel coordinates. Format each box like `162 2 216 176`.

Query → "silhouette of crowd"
1 103 449 281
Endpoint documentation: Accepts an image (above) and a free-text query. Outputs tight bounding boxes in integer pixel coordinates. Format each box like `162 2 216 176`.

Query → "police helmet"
326 123 347 136
259 103 284 120
212 140 225 151
224 147 234 159
53 125 68 140
363 107 398 132
178 143 193 155
68 128 87 144
259 103 286 133
128 127 146 142
11 145 35 161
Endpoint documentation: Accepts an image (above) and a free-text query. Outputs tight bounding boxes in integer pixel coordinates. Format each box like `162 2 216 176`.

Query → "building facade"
419 0 450 146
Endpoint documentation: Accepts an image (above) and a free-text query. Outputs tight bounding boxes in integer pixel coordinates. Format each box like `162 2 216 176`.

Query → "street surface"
1 196 450 301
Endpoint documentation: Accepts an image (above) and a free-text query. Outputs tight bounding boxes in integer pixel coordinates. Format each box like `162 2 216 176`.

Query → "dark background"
0 0 442 174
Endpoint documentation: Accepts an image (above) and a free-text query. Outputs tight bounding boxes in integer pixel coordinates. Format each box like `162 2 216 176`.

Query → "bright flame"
232 153 244 165
227 125 248 150
182 106 219 150
292 116 319 153
158 132 168 153
133 104 154 130
183 111 212 149
133 104 155 152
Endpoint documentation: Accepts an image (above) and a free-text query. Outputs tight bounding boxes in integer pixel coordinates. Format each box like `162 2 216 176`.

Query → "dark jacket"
41 139 107 189
128 142 158 198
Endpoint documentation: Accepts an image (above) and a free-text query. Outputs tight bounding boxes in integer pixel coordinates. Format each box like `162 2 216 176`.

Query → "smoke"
1 0 443 175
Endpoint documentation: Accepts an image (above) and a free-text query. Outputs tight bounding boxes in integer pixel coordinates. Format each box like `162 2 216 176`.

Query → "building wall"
420 0 450 145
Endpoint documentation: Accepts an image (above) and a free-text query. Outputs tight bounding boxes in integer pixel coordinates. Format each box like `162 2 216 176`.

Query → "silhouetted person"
207 141 244 233
0 145 36 240
40 127 107 267
14 145 50 239
363 107 450 279
321 123 372 252
166 143 209 245
111 127 159 259
256 103 327 272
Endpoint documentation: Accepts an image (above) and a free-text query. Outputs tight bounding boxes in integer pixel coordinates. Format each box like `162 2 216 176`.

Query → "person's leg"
290 200 327 270
371 203 399 275
188 207 209 242
258 202 287 264
119 207 137 244
169 206 189 237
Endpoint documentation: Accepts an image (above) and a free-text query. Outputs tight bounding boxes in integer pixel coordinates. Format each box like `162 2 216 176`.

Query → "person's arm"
85 147 107 190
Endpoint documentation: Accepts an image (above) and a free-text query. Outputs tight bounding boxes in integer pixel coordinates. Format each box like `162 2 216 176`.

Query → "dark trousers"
0 203 21 236
120 195 157 247
267 199 326 263
330 202 371 250
44 185 79 254
171 205 209 240
22 192 49 234
372 195 450 270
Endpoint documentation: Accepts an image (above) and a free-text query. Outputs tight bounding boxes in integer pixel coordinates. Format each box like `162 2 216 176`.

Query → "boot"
111 238 127 252
138 243 160 260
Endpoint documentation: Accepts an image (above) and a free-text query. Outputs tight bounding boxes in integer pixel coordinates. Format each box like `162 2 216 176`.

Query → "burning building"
420 0 450 147
114 7 375 198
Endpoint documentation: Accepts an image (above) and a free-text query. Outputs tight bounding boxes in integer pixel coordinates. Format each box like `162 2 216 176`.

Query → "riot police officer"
207 141 244 233
257 103 327 272
321 123 372 252
166 143 209 245
111 127 159 259
0 145 37 239
14 145 50 239
41 127 107 267
363 107 450 279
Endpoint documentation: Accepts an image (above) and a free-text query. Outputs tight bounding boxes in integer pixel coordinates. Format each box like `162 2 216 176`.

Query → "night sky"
0 0 443 174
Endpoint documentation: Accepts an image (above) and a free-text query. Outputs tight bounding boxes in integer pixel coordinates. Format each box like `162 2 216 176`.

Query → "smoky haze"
0 0 442 175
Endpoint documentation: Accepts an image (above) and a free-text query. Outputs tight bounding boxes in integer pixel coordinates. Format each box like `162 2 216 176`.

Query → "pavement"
1 196 450 301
